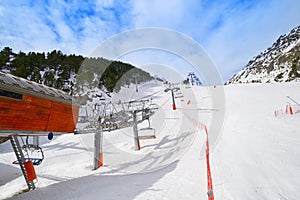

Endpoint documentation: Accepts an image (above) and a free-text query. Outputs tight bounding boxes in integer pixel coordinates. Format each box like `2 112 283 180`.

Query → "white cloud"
133 0 188 28
95 0 114 10
90 28 221 85
0 2 58 52
0 0 299 81
204 0 300 80
0 0 133 55
131 0 300 81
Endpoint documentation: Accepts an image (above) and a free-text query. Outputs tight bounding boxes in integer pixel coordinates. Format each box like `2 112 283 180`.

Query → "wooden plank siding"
0 94 79 133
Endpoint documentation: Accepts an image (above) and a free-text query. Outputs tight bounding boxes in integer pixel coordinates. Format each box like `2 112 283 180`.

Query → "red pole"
203 125 214 200
171 90 176 110
185 118 215 199
289 106 293 115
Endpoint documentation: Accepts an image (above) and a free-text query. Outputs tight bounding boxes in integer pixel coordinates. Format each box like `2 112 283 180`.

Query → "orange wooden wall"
0 95 79 133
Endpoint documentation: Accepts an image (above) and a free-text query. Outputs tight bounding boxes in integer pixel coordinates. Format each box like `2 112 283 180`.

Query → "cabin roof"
0 72 72 102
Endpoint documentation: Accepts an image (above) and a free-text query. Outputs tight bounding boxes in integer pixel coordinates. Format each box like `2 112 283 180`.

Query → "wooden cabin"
0 72 79 135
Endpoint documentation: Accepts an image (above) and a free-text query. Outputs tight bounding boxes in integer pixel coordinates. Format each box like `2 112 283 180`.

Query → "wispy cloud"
203 0 300 79
131 0 300 80
0 0 299 81
0 0 133 55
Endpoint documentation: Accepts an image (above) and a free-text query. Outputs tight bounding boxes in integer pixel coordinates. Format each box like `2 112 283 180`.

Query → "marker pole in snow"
133 111 140 150
94 129 103 170
205 125 214 200
171 90 176 110
198 123 214 200
286 102 293 115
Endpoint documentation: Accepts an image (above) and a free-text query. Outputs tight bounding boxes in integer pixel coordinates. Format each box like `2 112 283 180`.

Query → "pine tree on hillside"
0 47 154 94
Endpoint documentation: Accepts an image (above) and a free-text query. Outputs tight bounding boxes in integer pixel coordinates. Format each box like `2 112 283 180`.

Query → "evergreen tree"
0 47 154 94
0 47 14 70
11 51 30 78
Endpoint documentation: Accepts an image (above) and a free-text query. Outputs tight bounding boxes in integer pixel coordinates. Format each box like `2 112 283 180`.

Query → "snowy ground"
1 82 300 199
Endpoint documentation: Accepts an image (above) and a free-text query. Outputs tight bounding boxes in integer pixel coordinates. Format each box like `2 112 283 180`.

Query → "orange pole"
204 126 214 200
24 161 37 182
98 153 103 168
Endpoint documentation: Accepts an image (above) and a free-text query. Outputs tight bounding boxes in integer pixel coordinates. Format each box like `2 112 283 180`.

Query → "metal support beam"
132 111 140 151
134 75 138 92
93 129 103 170
33 136 39 149
9 135 36 190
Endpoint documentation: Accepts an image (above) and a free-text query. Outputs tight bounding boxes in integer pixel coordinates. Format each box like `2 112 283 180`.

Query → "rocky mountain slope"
227 25 300 84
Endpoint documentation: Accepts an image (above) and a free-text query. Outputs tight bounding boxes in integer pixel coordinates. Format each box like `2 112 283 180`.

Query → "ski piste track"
1 82 219 199
3 82 300 199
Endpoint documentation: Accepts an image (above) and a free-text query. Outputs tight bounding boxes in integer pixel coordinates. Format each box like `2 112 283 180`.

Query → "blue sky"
0 0 299 81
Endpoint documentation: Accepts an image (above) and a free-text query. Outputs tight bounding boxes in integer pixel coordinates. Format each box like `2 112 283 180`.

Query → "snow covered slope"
227 25 300 84
1 83 300 200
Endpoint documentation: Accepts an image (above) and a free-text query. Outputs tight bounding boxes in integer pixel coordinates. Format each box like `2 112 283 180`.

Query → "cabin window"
0 89 23 100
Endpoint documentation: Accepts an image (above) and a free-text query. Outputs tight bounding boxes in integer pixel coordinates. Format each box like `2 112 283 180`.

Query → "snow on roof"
0 72 72 102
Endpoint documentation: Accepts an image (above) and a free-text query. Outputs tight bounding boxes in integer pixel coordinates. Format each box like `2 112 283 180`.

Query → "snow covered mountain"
227 25 300 84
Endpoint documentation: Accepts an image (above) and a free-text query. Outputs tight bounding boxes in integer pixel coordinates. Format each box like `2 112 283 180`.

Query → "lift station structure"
0 72 159 190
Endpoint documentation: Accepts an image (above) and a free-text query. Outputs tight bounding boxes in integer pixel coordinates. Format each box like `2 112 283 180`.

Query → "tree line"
0 47 153 94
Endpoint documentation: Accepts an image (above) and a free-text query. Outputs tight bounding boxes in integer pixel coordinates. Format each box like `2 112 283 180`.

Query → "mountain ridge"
227 25 300 84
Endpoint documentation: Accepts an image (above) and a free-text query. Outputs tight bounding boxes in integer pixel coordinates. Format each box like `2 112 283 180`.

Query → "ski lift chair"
13 137 44 166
